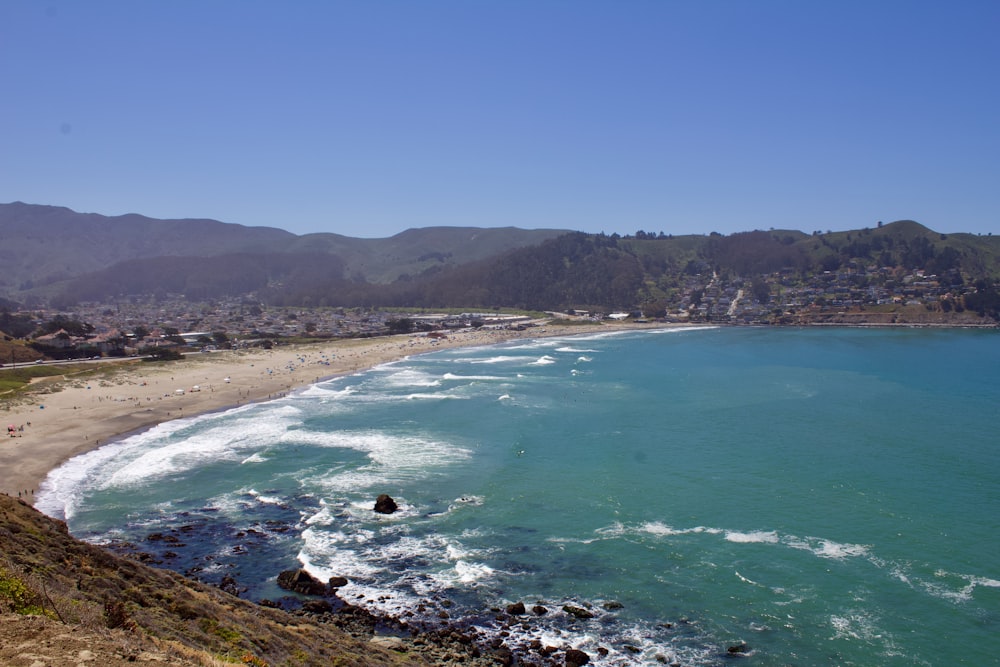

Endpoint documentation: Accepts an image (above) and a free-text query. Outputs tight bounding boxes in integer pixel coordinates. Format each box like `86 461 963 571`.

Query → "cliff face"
0 494 424 667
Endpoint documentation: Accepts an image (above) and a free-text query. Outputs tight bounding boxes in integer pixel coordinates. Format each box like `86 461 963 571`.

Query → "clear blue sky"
2 1 998 238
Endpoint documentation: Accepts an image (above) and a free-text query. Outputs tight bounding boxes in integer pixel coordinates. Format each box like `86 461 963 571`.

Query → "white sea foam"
246 488 285 505
299 527 384 579
464 355 539 365
383 369 442 388
294 430 471 493
448 496 485 512
556 347 598 353
299 384 356 399
726 530 780 544
441 372 506 381
499 339 560 351
38 405 277 519
451 560 496 584
530 355 557 366
786 536 870 559
637 522 723 537
36 438 136 520
735 571 762 586
602 522 873 571
647 325 719 335
921 570 1000 603
829 611 885 643
100 414 290 490
575 355 593 363
405 392 468 400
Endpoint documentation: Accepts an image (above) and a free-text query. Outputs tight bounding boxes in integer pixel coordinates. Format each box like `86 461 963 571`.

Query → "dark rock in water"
277 568 327 596
506 601 526 615
494 646 514 666
328 575 349 589
532 604 548 616
374 494 399 514
565 648 591 666
258 599 280 609
727 641 749 654
301 599 334 614
562 604 595 619
602 600 623 610
218 574 242 597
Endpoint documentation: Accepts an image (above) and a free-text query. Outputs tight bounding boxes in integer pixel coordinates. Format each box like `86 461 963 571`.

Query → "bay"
38 326 1000 665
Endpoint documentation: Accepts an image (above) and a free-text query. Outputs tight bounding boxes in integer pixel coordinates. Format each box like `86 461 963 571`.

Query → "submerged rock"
506 601 526 615
374 494 398 514
565 648 591 666
562 604 595 619
301 599 334 614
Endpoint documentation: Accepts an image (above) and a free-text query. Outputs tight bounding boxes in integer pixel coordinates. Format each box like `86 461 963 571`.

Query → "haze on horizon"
2 1 998 239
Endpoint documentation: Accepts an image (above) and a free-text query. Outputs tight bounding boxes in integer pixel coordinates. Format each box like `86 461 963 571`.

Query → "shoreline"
1 321 669 505
6 318 989 505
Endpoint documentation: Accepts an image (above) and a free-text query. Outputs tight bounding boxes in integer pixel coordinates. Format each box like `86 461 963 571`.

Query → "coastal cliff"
0 493 434 666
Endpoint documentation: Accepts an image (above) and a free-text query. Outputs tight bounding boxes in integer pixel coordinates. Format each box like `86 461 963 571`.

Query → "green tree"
140 346 184 361
387 318 413 334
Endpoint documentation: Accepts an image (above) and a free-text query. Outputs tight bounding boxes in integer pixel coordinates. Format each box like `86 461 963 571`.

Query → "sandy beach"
1 321 662 503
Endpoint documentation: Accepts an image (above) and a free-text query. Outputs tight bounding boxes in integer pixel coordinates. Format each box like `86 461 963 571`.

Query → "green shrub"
0 566 55 618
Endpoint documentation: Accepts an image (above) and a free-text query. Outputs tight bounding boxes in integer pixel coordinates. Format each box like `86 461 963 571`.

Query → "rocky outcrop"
562 604 595 619
506 601 526 615
276 568 328 596
374 494 398 514
0 494 428 666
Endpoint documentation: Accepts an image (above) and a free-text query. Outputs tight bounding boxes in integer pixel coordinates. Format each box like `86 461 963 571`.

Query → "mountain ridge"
4 202 1000 321
0 202 568 296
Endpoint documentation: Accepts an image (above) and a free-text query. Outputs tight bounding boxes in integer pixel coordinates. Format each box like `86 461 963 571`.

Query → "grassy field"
0 362 126 401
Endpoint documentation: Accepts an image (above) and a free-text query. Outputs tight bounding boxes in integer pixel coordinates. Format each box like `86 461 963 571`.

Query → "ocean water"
37 327 1000 666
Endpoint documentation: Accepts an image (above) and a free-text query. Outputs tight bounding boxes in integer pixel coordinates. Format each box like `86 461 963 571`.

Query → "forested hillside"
255 223 1000 319
4 201 1000 321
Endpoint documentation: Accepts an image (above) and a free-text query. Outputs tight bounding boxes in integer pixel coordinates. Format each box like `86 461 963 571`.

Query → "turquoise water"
38 327 1000 665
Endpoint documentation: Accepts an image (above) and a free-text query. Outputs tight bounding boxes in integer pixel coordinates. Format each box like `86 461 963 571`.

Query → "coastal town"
2 262 994 365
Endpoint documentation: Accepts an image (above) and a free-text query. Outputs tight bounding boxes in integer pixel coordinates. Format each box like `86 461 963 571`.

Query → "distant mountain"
0 202 294 293
0 202 570 301
4 203 999 319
